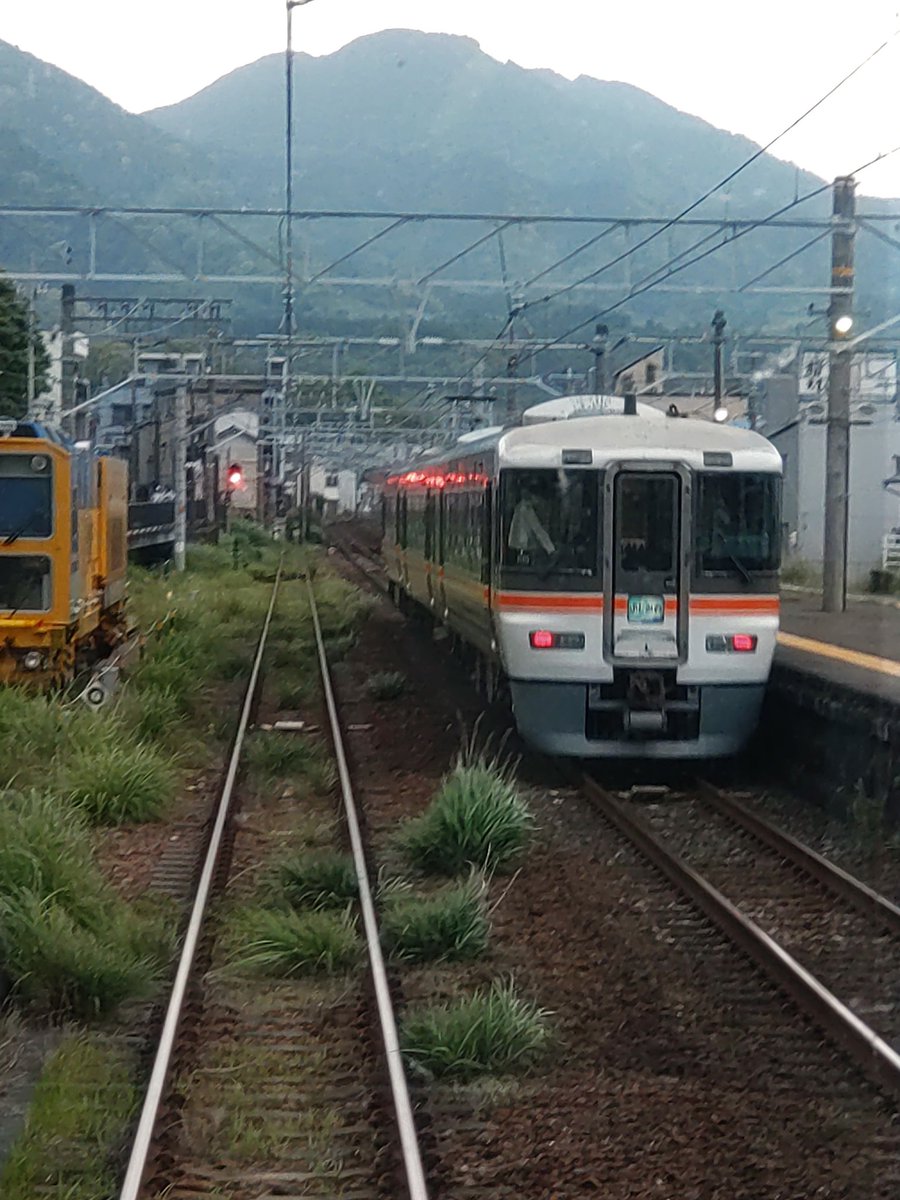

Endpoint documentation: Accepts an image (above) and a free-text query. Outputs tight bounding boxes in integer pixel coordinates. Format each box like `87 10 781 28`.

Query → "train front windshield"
0 455 53 540
695 472 781 574
500 469 599 579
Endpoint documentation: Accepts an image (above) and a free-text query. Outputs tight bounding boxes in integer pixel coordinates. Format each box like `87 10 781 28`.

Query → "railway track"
579 775 900 1102
116 563 430 1200
319 523 900 1190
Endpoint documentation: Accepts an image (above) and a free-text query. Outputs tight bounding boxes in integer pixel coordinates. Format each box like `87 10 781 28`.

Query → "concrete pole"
60 284 75 429
505 352 518 423
712 309 726 408
592 323 608 395
173 385 187 572
822 176 856 613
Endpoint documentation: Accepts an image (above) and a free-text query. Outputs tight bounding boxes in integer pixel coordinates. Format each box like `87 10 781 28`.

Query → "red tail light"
731 634 757 652
530 630 555 649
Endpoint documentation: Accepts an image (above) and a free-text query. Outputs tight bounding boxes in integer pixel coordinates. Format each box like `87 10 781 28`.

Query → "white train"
380 396 782 758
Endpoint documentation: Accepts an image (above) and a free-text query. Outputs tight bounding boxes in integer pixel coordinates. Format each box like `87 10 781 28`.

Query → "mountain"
0 39 228 206
148 28 820 218
0 30 896 343
145 30 899 334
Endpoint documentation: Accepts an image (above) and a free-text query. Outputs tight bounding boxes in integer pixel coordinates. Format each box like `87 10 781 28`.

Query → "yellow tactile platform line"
778 631 900 679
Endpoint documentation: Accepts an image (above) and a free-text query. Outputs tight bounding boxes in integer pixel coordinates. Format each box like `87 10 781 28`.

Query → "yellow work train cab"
0 419 129 687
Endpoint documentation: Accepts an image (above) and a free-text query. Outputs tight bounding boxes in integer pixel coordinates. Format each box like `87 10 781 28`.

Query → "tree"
0 277 50 419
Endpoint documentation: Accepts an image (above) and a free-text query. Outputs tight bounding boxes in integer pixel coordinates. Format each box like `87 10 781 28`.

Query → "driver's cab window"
500 468 598 578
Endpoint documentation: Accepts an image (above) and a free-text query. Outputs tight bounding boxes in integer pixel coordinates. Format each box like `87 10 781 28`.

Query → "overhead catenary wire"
535 142 900 353
517 25 900 317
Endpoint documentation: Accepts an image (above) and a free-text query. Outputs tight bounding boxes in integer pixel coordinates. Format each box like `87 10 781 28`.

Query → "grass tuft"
227 906 360 977
0 890 156 1017
126 683 182 744
0 1035 138 1200
278 850 358 910
381 876 489 963
0 792 164 1017
246 730 335 792
367 670 408 701
402 979 550 1080
64 737 175 824
400 744 533 875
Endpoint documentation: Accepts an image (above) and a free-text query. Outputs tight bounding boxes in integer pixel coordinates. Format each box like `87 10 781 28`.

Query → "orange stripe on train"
495 593 604 611
689 596 780 614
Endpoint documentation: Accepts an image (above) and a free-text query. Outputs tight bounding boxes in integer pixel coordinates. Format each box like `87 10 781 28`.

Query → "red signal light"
530 630 555 649
226 464 243 490
731 634 757 652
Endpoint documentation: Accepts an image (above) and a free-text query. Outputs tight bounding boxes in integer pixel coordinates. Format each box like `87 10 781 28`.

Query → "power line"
536 143 900 353
518 26 900 317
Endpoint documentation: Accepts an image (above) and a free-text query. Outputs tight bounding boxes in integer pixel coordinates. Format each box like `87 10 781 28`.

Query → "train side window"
481 484 492 585
425 492 435 560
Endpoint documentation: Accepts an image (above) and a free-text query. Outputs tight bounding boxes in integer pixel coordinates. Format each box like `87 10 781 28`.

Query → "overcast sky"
3 1 900 197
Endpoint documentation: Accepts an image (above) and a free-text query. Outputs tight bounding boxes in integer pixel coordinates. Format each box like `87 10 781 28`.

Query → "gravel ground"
330 552 900 1200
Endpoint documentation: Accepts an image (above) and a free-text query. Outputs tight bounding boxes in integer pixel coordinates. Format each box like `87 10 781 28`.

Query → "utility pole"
60 284 75 426
592 323 608 395
277 2 314 526
710 312 734 424
173 384 187 572
712 309 726 410
26 290 36 414
505 352 518 423
822 176 856 613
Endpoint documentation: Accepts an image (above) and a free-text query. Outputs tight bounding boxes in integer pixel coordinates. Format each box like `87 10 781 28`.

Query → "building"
307 464 359 519
765 352 900 579
214 411 259 516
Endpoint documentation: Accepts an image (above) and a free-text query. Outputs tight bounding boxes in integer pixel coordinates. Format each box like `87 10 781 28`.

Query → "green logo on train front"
627 595 664 624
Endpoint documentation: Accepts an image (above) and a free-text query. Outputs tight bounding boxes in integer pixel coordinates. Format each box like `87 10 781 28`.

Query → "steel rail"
118 561 283 1200
328 533 389 595
697 782 900 936
305 576 430 1200
578 774 900 1104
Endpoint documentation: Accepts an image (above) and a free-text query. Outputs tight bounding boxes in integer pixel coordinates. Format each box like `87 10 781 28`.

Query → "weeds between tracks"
0 529 369 1195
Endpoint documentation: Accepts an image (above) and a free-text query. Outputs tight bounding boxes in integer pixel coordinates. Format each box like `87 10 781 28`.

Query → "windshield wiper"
3 505 44 546
729 554 752 584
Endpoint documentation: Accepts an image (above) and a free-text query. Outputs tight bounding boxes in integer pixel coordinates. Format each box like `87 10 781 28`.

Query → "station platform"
761 590 900 823
777 590 900 704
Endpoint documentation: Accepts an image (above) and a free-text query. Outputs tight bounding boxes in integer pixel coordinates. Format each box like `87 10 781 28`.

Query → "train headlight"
30 455 49 472
22 650 44 671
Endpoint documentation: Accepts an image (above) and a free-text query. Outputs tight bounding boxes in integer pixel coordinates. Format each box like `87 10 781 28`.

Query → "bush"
381 877 489 963
400 747 533 875
367 671 407 701
402 980 550 1080
227 907 360 977
64 737 175 824
278 851 358 910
